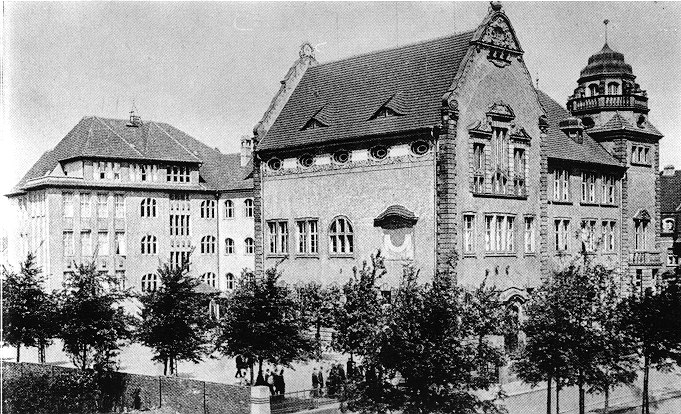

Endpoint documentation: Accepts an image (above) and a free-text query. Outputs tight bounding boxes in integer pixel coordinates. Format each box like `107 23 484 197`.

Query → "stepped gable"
258 30 475 152
536 90 622 167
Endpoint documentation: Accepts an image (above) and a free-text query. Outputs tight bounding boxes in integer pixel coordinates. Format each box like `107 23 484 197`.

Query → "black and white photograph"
2 2 681 414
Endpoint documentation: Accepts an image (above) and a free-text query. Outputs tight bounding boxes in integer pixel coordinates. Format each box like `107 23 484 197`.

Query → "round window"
267 158 282 171
370 145 388 160
298 154 314 168
333 150 350 164
411 140 430 156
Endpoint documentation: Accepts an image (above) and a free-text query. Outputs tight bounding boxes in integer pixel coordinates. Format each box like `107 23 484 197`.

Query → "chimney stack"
241 135 253 167
663 165 675 176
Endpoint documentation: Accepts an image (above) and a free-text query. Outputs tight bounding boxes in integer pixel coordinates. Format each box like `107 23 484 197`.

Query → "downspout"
431 126 439 278
215 191 221 290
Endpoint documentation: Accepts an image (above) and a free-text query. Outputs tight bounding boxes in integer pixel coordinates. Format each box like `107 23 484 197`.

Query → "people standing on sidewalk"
317 367 325 396
312 367 319 396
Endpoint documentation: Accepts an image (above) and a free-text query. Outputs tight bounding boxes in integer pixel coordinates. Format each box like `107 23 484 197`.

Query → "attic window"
302 118 327 130
372 106 399 119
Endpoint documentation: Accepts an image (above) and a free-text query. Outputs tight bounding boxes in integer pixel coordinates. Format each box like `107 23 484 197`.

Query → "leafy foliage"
296 281 341 358
57 261 132 371
216 267 315 384
137 256 216 376
2 253 58 362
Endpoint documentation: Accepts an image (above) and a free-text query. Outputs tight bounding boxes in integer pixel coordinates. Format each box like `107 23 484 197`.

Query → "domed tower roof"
578 43 634 82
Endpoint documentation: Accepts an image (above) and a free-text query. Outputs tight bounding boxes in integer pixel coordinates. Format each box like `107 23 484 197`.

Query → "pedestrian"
312 367 319 397
317 367 324 396
266 368 275 395
235 355 244 378
276 368 286 395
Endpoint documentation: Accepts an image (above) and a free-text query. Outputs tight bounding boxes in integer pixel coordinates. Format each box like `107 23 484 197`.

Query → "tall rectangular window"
63 231 74 256
115 231 126 255
113 163 121 180
97 193 108 218
555 219 570 252
635 220 648 250
80 193 92 218
484 214 515 253
114 195 125 218
602 220 616 252
581 172 596 203
98 231 109 256
580 220 597 251
472 143 485 193
463 214 475 253
524 217 535 253
81 231 92 256
513 148 526 196
267 221 289 255
63 192 74 218
296 219 319 255
553 169 569 201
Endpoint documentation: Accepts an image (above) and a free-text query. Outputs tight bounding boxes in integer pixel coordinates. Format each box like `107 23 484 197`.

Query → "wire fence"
2 361 250 414
270 386 345 414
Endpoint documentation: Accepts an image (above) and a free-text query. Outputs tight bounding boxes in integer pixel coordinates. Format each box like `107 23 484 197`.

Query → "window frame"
141 235 158 255
201 272 217 288
225 238 235 255
267 220 289 256
524 216 536 254
484 214 516 255
463 214 476 254
244 199 254 218
225 200 235 218
329 216 354 257
201 200 216 219
554 219 570 252
140 198 157 218
296 218 319 256
245 237 255 255
201 235 217 254
141 273 158 292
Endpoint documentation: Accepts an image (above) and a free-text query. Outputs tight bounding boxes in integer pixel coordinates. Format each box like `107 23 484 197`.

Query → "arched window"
225 238 235 254
244 199 254 218
607 82 619 95
329 216 354 255
201 200 216 219
225 200 234 218
202 272 217 288
140 198 157 217
244 237 255 254
140 235 157 255
141 273 158 292
588 84 599 97
226 273 236 290
504 299 524 355
201 235 216 254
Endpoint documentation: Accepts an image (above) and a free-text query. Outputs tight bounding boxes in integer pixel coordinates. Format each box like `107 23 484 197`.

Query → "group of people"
311 363 347 398
265 368 286 395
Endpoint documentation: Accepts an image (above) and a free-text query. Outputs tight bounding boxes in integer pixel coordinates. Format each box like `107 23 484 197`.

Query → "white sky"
2 1 680 233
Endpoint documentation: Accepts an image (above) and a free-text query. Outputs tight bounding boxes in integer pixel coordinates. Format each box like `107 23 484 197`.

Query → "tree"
57 261 131 371
296 281 341 359
331 252 385 366
216 267 315 385
346 265 506 414
137 256 216 376
1 253 58 363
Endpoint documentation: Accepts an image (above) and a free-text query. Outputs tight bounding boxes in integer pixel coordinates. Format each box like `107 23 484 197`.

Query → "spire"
603 19 610 46
127 101 142 127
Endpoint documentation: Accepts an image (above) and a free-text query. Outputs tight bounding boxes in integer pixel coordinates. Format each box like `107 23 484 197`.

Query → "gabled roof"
661 170 681 213
257 30 475 152
588 112 663 137
12 116 253 193
536 90 623 167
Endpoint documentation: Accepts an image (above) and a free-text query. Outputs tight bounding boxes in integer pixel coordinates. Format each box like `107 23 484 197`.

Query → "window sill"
524 252 537 257
550 200 573 205
600 203 618 208
473 192 528 200
294 255 320 260
579 202 600 207
631 162 652 167
483 252 517 257
329 254 355 259
462 253 477 258
266 254 289 259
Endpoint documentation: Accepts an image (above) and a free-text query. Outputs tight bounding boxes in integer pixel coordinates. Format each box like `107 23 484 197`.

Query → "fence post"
203 381 207 414
159 376 162 408
250 386 271 414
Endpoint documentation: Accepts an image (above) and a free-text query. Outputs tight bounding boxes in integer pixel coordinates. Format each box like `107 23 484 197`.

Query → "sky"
2 1 680 227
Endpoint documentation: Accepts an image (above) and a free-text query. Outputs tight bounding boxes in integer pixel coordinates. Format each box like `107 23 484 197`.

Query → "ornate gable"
470 2 524 67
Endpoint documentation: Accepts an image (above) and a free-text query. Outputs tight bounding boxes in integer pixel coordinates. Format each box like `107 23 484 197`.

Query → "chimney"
127 105 142 127
559 116 584 144
241 135 253 167
663 165 675 176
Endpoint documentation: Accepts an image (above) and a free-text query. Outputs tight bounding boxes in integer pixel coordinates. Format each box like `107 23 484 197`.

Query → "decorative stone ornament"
299 42 315 59
471 3 523 67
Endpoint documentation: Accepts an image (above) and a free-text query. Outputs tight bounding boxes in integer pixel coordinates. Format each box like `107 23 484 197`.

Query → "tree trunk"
643 357 650 414
39 344 46 364
578 371 585 414
556 381 561 414
169 356 175 376
316 320 322 358
255 358 266 385
250 362 254 385
604 387 610 414
16 344 20 363
547 376 552 414
163 358 168 376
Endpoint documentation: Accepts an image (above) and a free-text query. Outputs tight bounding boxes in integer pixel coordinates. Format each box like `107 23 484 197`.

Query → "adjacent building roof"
661 169 681 212
258 30 475 152
536 90 623 167
12 116 252 194
587 111 663 137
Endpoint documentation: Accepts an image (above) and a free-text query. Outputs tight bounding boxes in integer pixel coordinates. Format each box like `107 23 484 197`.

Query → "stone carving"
299 42 315 59
481 17 518 51
263 152 433 177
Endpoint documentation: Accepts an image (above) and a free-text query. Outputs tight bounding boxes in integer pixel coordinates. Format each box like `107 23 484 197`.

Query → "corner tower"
568 34 664 289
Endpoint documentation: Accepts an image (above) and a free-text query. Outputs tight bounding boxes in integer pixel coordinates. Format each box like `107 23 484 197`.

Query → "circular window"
370 145 388 160
298 154 314 168
582 116 595 129
333 150 350 164
267 158 282 171
411 140 430 156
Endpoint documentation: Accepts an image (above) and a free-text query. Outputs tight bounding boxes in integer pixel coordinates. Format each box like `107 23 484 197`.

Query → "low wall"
2 361 250 414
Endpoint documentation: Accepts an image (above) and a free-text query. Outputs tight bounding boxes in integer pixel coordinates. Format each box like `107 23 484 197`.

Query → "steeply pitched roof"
536 90 623 167
588 112 663 137
661 170 681 212
12 116 252 193
257 30 475 152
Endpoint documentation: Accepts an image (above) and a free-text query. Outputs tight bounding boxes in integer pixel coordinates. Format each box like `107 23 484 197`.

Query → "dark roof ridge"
307 29 477 70
93 116 145 157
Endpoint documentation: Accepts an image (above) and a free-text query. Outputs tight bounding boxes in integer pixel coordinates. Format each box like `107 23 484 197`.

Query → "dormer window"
302 118 327 130
607 82 619 95
372 106 399 119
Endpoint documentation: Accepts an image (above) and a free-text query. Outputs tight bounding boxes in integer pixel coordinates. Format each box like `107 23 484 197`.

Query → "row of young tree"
3 250 681 414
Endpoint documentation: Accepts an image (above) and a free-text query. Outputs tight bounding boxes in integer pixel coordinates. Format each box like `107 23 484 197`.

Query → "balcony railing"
629 251 662 266
568 94 648 113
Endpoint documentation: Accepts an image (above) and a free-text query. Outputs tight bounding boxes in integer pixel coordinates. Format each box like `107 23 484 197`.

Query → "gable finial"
535 71 539 89
490 1 502 12
127 100 142 127
603 19 610 45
